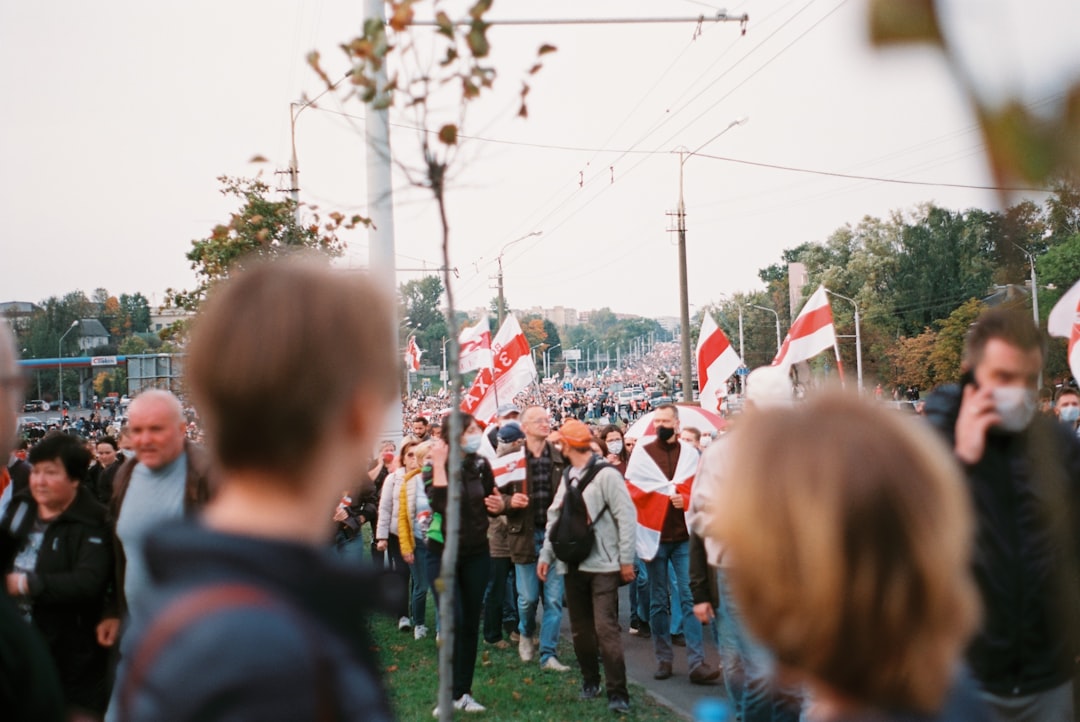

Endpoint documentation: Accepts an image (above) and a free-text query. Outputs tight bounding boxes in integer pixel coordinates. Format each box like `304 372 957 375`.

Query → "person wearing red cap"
537 419 637 714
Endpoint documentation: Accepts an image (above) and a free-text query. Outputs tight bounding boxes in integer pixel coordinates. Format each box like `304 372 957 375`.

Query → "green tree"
169 175 363 311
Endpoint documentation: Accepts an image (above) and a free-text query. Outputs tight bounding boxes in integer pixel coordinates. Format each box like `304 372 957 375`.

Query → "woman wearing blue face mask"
427 412 507 714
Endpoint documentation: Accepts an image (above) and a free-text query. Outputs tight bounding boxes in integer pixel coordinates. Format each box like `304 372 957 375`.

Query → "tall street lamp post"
58 320 79 409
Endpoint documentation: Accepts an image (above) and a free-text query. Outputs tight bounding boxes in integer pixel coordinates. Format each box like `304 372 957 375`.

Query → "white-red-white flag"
460 315 537 424
490 449 527 488
458 319 494 373
404 336 422 372
1048 278 1080 381
624 442 698 561
696 313 742 414
772 285 836 370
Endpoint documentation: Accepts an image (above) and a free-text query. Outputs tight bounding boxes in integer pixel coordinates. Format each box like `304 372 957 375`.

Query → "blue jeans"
646 540 704 671
630 555 650 624
408 542 437 630
669 559 684 636
515 530 564 665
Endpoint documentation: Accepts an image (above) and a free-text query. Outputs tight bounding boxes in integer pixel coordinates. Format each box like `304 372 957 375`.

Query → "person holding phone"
924 308 1080 722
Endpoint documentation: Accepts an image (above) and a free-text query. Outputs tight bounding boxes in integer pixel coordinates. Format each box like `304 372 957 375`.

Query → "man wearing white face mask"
924 307 1080 722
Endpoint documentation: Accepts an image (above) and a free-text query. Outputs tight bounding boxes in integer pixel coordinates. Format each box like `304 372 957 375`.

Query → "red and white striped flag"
458 319 494 373
696 313 742 414
460 315 537 424
772 285 836 370
404 335 422 372
490 449 527 488
624 442 698 561
1048 278 1080 381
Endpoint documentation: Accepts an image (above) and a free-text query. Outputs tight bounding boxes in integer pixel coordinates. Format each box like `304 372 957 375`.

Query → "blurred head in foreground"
187 257 397 519
709 392 979 715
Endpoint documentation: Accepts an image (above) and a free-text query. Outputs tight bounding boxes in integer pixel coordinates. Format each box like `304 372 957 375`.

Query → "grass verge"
371 610 680 720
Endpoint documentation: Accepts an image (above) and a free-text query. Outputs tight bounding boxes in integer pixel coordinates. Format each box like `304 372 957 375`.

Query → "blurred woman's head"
709 392 979 714
399 437 421 470
599 425 626 460
29 433 90 516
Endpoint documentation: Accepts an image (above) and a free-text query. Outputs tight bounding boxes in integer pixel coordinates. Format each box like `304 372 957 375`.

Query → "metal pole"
824 290 863 393
58 321 79 409
289 103 301 225
738 305 745 360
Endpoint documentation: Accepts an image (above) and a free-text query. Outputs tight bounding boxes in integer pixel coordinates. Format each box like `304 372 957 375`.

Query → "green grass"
371 610 681 720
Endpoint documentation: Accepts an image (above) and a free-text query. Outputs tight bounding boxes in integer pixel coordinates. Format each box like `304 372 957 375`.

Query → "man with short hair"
1055 387 1080 434
487 403 521 448
97 390 212 719
410 416 431 441
636 404 719 684
538 419 637 713
925 308 1080 721
504 405 571 671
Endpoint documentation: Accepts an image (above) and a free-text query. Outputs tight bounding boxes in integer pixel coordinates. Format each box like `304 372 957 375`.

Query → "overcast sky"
2 0 1078 319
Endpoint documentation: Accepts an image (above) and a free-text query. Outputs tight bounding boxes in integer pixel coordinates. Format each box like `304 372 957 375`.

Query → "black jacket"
118 521 400 721
428 453 498 559
0 486 113 713
924 384 1080 696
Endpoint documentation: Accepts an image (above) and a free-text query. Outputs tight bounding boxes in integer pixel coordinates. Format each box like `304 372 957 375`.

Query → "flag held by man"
624 443 697 561
696 313 742 415
404 335 422 372
1048 278 1080 381
458 319 494 373
460 315 537 424
772 285 836 370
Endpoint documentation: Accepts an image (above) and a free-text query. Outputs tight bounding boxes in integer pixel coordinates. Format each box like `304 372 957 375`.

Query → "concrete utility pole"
825 289 863 393
363 0 401 437
672 117 747 402
495 231 541 327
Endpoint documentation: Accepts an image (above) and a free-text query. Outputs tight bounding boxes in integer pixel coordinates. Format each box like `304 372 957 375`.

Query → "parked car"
23 400 48 412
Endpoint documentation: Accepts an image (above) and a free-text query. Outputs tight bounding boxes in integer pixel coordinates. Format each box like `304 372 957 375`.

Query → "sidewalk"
559 585 730 720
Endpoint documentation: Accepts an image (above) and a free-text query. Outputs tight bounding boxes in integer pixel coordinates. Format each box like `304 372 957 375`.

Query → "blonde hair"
412 441 432 468
708 392 979 713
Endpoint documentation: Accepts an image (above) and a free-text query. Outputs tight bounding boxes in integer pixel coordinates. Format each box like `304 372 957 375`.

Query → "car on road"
23 400 48 412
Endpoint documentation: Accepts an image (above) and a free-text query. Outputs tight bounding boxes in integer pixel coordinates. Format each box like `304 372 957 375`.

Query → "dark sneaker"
608 697 631 714
653 661 673 680
629 621 651 639
689 662 721 685
671 633 686 647
580 683 602 700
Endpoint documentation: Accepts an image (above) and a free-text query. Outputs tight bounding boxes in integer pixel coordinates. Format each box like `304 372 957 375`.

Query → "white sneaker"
454 694 487 712
518 634 535 662
541 656 571 672
398 616 412 632
414 624 428 640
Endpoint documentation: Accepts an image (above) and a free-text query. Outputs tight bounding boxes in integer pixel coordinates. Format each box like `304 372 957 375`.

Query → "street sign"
563 349 582 361
91 356 118 367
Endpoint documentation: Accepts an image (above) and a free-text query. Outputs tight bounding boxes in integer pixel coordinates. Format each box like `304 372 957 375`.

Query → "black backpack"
549 457 611 565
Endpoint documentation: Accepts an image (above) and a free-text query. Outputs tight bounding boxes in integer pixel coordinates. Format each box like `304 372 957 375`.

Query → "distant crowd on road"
1 259 1079 722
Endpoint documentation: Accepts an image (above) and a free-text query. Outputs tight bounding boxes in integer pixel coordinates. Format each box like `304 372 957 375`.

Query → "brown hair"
963 306 1045 370
399 436 421 466
709 393 979 713
186 257 396 479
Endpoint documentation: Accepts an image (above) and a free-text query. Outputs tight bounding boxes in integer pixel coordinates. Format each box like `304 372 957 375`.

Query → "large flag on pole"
461 315 537 424
696 313 742 414
624 442 698 561
404 335 422 372
1048 278 1080 381
458 319 494 373
772 285 836 370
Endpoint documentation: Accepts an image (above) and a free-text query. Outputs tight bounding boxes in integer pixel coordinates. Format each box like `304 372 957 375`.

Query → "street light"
544 343 561 378
749 304 782 357
823 290 863 393
495 231 542 327
58 320 79 409
675 116 748 401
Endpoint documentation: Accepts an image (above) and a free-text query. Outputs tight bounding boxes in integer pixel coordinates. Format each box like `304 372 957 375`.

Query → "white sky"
2 0 1078 318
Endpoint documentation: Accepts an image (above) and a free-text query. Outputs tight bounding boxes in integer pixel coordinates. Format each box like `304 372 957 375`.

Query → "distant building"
526 306 580 327
77 319 110 352
654 316 680 334
788 262 809 314
0 301 40 331
149 306 195 334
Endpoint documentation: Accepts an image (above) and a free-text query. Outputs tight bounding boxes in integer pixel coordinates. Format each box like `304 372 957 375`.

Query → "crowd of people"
1 258 1078 722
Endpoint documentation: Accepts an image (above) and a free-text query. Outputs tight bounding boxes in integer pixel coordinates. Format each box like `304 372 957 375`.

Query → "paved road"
559 585 730 720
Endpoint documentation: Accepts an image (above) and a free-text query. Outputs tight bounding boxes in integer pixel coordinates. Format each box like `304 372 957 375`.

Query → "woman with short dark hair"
1 432 112 718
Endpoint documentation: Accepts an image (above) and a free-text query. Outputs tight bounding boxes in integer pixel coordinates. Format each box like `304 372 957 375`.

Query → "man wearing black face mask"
635 404 719 685
924 308 1080 722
